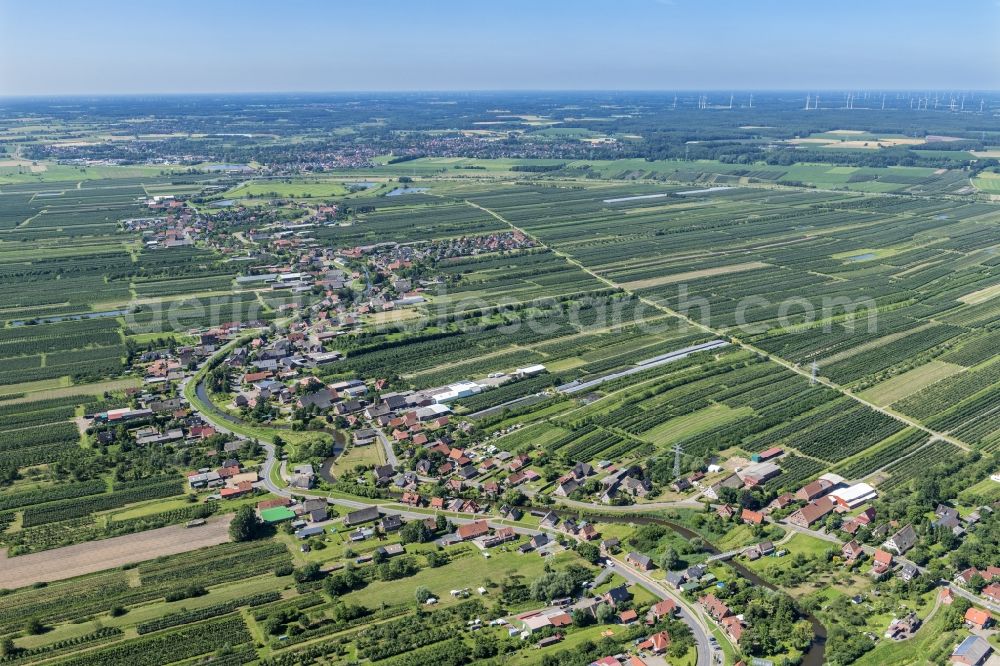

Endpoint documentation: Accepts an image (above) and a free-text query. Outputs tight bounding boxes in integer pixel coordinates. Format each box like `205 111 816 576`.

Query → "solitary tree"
24 617 45 635
229 505 262 542
596 603 614 624
660 547 680 570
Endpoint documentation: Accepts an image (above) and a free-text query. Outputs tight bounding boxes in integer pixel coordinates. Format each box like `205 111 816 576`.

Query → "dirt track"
0 514 233 588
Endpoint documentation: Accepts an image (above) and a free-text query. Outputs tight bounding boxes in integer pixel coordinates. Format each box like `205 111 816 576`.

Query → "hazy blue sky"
2 0 998 95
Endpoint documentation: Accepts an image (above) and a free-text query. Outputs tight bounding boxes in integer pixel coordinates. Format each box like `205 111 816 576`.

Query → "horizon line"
2 88 999 100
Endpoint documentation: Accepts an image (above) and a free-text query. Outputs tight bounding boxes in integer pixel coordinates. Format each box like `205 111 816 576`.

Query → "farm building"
295 526 325 539
415 403 451 420
829 483 877 509
951 635 992 665
344 506 380 526
738 462 780 486
457 520 490 540
432 381 482 403
787 496 836 527
751 447 783 462
796 478 836 501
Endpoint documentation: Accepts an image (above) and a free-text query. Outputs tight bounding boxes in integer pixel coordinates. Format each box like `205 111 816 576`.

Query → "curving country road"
188 372 715 664
606 556 717 666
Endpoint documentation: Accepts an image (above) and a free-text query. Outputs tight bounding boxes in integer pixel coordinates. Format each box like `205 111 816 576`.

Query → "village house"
842 507 876 535
934 504 963 530
482 526 517 548
722 616 745 641
626 552 654 571
378 514 404 532
600 537 620 555
769 492 795 510
499 504 523 521
289 463 316 489
698 594 732 621
872 549 893 576
842 540 864 562
964 607 993 631
301 498 328 522
519 533 550 554
638 630 671 654
982 582 1000 604
539 511 560 529
376 544 405 559
885 613 921 640
618 609 639 624
743 540 774 561
603 584 633 607
646 599 678 624
955 566 1000 587
704 473 743 500
220 480 253 499
884 524 918 555
554 478 579 497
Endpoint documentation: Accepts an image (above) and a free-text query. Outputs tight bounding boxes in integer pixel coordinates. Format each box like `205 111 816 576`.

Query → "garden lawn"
339 545 591 610
854 603 962 666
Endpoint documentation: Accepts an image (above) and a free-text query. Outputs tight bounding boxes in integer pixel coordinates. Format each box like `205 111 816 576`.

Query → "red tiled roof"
965 607 991 627
456 520 489 540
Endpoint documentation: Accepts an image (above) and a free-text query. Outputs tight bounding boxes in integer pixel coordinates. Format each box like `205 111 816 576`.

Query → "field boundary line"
462 198 970 453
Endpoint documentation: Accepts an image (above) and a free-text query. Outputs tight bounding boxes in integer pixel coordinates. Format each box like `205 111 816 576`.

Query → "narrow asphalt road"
374 427 400 467
189 374 716 664
608 557 717 666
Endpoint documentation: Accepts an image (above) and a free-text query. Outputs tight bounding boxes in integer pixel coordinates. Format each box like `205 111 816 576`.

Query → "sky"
2 0 999 95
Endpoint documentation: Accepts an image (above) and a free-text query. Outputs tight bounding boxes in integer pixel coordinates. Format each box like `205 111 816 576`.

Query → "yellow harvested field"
959 282 1000 305
0 515 233 588
619 261 770 290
